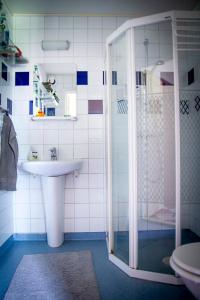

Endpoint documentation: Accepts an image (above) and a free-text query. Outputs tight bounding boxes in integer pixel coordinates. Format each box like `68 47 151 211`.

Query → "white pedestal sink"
21 160 82 247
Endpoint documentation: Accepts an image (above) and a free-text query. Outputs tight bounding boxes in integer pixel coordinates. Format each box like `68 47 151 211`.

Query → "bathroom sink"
21 160 82 177
20 159 83 248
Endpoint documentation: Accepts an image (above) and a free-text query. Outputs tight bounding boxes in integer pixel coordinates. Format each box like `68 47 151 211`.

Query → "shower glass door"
109 32 129 264
134 20 176 274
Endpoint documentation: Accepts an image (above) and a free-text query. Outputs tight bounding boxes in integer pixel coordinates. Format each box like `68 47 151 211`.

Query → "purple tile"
160 72 174 86
88 100 103 114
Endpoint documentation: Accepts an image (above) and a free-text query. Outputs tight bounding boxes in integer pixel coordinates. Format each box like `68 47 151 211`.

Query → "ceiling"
4 0 199 16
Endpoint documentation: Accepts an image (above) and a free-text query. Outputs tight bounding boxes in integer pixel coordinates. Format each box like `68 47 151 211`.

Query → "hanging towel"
0 114 18 191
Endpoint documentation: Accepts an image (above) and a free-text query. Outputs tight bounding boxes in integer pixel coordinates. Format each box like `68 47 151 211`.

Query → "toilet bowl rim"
170 256 200 283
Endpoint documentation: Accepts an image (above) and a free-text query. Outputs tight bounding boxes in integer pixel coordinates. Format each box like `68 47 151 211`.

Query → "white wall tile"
88 29 102 43
79 159 89 174
89 129 104 143
77 100 88 115
15 29 30 43
89 174 104 189
74 17 87 29
102 17 117 29
75 218 89 232
30 130 43 145
15 203 30 219
74 130 88 144
89 144 104 158
65 189 75 203
88 17 102 29
75 203 89 218
30 203 44 218
15 16 30 29
89 189 105 203
89 159 104 173
74 174 88 189
65 174 74 189
30 29 44 43
15 190 29 203
65 203 75 218
44 16 59 29
59 29 74 42
90 218 105 231
74 29 87 43
87 44 103 57
59 130 73 145
75 189 89 203
74 43 87 57
14 219 30 233
43 130 59 144
90 203 105 218
64 219 74 232
58 145 73 160
89 115 104 128
30 16 44 29
31 219 45 233
30 191 42 203
59 17 73 28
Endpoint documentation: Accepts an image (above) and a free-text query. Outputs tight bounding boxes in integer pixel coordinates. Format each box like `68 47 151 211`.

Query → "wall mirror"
32 63 77 120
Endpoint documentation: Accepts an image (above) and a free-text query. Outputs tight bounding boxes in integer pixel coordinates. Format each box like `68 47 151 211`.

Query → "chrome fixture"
49 147 57 161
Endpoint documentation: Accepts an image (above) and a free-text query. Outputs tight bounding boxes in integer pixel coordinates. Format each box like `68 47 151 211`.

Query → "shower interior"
106 11 200 283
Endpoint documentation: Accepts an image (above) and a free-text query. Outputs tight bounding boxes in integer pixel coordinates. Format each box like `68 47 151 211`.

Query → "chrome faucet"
49 147 57 161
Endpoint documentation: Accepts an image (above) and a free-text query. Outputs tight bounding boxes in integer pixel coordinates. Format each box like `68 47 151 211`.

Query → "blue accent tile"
13 234 47 241
112 71 117 85
77 71 88 85
2 62 8 81
15 71 29 86
13 232 106 241
64 232 106 240
29 100 33 115
7 98 12 115
47 107 55 116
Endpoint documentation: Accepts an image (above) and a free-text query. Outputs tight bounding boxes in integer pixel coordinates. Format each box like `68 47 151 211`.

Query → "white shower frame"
106 10 200 285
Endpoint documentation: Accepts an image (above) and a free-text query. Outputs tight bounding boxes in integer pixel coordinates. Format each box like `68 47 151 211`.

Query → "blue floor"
114 229 200 275
0 239 195 300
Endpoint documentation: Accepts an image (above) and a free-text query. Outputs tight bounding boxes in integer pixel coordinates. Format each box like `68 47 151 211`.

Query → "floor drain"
162 256 170 266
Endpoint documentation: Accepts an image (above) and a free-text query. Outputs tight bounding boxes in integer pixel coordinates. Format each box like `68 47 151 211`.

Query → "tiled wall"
0 3 14 246
12 15 130 234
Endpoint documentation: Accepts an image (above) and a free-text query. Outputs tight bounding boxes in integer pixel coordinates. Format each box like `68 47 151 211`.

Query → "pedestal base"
41 175 65 247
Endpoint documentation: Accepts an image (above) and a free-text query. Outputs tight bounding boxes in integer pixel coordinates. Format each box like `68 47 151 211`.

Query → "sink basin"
21 160 82 177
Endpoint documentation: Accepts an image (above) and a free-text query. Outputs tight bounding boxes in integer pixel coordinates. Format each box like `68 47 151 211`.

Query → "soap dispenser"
28 147 39 161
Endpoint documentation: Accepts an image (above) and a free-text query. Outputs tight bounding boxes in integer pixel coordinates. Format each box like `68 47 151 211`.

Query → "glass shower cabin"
106 11 200 284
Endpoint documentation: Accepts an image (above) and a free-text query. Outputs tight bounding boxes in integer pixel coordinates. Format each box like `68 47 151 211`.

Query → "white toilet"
170 242 200 300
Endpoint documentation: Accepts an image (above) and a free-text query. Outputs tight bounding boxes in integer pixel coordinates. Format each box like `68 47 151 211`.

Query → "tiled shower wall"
0 3 14 246
12 15 129 234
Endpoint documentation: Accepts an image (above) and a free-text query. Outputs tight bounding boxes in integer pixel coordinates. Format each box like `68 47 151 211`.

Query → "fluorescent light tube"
41 40 70 51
